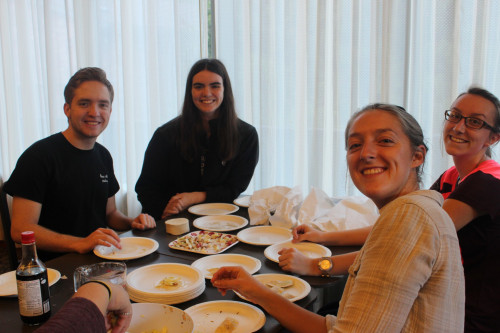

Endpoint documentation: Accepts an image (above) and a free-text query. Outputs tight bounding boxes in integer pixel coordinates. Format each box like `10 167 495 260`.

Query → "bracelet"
83 280 112 300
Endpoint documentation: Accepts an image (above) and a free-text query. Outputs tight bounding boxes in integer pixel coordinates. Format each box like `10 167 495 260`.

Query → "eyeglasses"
444 110 496 131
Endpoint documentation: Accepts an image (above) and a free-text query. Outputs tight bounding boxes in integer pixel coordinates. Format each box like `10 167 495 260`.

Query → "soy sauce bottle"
16 231 51 325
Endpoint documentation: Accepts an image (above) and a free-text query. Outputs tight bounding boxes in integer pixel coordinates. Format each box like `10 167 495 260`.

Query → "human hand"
72 281 132 333
292 224 323 243
75 228 122 254
161 192 206 219
278 247 317 276
161 194 184 218
131 213 156 230
105 283 133 333
211 266 271 304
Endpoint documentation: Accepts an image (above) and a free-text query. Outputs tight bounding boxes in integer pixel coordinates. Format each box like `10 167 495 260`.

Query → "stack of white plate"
126 263 205 305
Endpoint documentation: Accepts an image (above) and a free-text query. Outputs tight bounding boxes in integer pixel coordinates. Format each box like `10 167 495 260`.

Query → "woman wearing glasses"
431 87 500 332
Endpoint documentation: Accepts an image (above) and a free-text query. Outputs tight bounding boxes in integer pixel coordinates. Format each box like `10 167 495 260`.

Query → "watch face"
319 259 332 271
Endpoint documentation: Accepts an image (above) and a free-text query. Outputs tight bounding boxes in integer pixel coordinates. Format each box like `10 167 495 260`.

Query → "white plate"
126 263 204 296
93 237 159 260
237 226 293 246
0 268 61 297
236 273 311 303
193 215 248 232
185 300 265 333
169 231 239 255
264 241 332 263
233 196 251 207
188 203 239 216
127 303 193 333
191 254 261 279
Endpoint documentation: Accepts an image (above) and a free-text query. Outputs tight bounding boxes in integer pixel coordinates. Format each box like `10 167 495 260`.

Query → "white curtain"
1 0 500 223
215 0 500 197
0 0 203 217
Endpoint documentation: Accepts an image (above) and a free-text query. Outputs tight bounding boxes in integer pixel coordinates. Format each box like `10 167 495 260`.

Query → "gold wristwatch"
318 257 334 277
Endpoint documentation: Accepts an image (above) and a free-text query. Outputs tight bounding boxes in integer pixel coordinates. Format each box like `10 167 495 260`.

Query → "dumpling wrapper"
265 279 294 288
207 267 221 275
215 317 239 333
155 276 182 289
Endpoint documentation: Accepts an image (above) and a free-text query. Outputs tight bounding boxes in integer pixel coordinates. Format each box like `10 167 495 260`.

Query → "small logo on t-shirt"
100 173 109 183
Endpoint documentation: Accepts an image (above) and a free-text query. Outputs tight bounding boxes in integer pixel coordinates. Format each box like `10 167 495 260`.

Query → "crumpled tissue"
248 186 291 225
248 186 379 231
269 186 303 228
305 191 379 231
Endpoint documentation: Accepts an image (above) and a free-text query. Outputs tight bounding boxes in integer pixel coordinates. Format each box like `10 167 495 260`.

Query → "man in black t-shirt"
4 67 156 260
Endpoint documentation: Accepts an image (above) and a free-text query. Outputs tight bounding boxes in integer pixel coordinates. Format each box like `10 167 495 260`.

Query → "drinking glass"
73 262 127 292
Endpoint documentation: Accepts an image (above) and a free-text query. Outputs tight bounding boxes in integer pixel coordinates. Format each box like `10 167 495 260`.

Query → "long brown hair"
179 59 238 162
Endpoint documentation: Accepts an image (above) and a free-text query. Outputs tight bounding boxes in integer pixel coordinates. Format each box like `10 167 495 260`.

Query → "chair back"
0 180 19 270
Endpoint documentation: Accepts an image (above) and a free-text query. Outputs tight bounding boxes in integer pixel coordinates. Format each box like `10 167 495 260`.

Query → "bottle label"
17 275 50 316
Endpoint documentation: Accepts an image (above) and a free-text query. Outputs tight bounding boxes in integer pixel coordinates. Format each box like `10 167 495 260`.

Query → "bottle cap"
21 231 35 244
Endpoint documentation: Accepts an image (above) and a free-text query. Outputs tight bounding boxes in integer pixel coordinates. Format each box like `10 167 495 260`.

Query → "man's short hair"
64 67 114 104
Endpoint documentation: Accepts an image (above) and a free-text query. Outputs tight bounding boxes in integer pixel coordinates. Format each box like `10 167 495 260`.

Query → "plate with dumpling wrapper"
185 300 265 333
126 303 193 333
234 273 311 303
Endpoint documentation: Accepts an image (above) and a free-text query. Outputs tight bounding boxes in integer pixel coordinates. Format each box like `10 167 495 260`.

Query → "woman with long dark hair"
136 59 259 219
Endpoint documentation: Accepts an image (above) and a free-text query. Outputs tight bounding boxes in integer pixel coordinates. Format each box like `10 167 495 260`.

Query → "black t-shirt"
4 133 119 259
431 160 500 332
135 117 259 219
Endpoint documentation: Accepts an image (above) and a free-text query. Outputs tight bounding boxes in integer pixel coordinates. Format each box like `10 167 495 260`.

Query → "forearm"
11 221 84 253
305 252 358 276
258 290 327 333
72 282 110 316
331 252 358 275
184 191 206 206
442 198 477 231
321 226 372 246
106 210 132 231
10 197 80 252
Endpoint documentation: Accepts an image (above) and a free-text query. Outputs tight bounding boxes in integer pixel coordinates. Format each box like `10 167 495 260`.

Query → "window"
1 0 499 216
